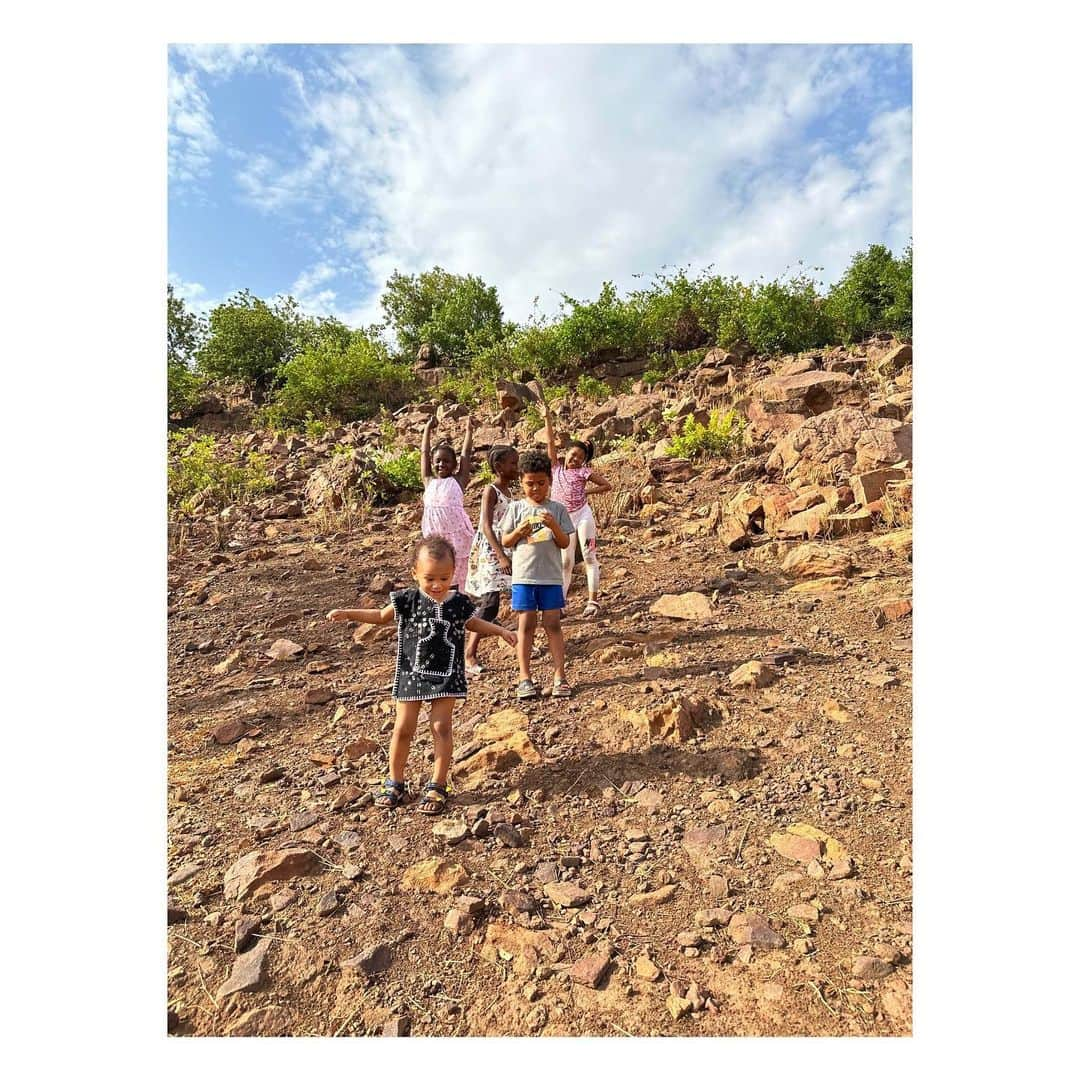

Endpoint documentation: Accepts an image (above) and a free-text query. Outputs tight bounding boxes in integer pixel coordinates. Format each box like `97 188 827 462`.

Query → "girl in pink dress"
420 414 475 591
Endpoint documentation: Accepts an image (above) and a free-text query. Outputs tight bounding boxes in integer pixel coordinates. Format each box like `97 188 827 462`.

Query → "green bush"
303 416 330 441
552 282 645 365
272 331 417 423
381 266 505 365
738 271 835 354
667 409 747 460
824 244 912 343
576 374 610 402
375 448 422 492
167 433 274 513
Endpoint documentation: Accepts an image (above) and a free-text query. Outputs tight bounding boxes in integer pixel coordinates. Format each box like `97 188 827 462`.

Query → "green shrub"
576 374 610 402
167 433 274 513
303 416 330 441
375 448 422 492
552 282 646 364
667 409 747 460
272 331 417 423
824 244 912 343
523 403 545 434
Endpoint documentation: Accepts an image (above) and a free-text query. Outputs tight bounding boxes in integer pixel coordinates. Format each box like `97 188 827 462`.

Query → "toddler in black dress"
327 536 516 814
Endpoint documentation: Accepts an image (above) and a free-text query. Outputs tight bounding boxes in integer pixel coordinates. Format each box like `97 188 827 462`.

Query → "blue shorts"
511 584 565 612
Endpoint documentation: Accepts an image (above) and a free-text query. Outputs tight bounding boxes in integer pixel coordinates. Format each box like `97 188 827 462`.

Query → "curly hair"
517 449 553 477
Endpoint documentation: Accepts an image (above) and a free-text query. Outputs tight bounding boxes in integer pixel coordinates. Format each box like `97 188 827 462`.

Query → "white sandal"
582 600 601 618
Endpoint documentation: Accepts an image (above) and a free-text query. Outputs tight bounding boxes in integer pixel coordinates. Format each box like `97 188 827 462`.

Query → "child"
463 445 520 675
420 413 475 592
327 536 516 814
500 449 575 699
540 394 613 618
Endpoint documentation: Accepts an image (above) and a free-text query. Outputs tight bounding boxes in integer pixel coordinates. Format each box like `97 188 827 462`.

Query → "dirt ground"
167 453 912 1037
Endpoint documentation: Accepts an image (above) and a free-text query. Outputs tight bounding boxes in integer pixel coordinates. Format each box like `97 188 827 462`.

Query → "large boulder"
303 451 366 511
767 407 906 488
755 371 862 416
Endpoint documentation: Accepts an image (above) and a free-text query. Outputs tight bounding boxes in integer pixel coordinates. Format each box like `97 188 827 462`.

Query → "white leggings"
561 503 600 600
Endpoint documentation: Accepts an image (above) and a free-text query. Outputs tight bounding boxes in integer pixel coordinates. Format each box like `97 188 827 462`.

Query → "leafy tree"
196 290 306 391
167 284 206 416
380 267 505 365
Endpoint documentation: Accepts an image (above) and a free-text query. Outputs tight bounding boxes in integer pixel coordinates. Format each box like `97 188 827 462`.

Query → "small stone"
344 943 392 976
382 1017 410 1037
494 823 524 848
543 882 591 908
341 861 364 881
288 810 321 832
534 861 559 884
167 862 202 887
433 819 469 845
401 857 469 895
649 592 713 620
223 847 319 901
729 661 777 689
304 687 336 706
694 907 733 928
787 903 820 922
806 860 827 879
211 719 249 745
455 895 486 916
852 955 894 981
771 871 804 891
667 993 692 1019
768 831 824 864
676 931 705 948
342 737 380 759
330 785 364 811
635 953 662 981
628 884 678 907
269 887 297 913
259 766 286 784
216 938 272 999
266 639 305 661
335 831 362 851
167 905 188 925
500 890 537 915
316 890 341 916
444 908 474 936
470 818 492 840
234 915 261 953
728 912 785 949
828 858 854 880
569 948 612 988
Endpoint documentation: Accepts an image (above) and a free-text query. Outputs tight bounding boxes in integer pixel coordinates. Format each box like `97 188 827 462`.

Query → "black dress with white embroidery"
390 588 476 702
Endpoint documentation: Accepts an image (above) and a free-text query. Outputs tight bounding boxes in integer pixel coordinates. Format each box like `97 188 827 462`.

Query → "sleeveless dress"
421 476 475 590
390 588 476 701
465 484 513 597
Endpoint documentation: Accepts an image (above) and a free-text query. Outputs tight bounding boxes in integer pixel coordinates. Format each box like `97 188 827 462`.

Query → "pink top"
552 464 592 513
421 477 475 590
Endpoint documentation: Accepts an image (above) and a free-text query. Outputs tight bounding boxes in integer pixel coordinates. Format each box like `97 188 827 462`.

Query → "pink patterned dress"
421 477 475 590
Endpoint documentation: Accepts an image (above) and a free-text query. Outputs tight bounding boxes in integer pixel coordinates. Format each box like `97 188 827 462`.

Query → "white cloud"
167 272 218 315
231 45 910 323
171 44 267 78
168 68 218 183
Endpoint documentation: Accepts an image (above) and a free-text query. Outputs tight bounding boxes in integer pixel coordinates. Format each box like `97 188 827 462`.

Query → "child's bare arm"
481 486 513 571
327 604 395 625
420 417 435 483
586 468 613 494
542 399 560 468
465 616 517 647
456 415 474 486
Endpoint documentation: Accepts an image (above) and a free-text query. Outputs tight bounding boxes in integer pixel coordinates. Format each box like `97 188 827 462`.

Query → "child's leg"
517 610 538 681
541 608 566 683
428 698 456 787
578 506 600 600
388 700 421 782
560 538 576 600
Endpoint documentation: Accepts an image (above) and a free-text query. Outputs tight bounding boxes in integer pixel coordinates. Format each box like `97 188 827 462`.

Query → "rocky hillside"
167 337 913 1036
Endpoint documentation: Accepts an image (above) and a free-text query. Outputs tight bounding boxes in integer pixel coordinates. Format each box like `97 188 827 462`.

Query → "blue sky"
168 43 911 328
